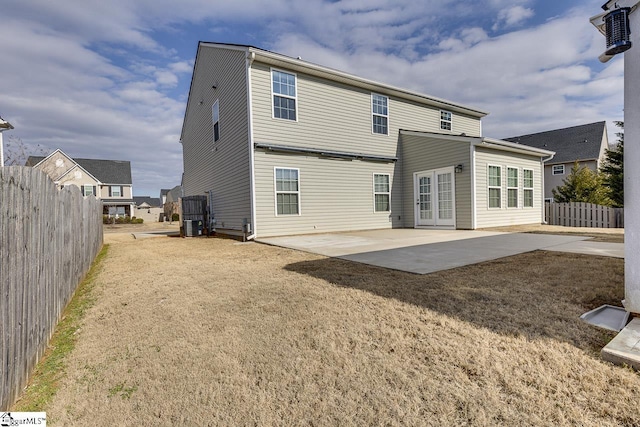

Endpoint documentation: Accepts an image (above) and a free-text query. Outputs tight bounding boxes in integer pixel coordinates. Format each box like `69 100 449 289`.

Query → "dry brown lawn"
26 231 640 426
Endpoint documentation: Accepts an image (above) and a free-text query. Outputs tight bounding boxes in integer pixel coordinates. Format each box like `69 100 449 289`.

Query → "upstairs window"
372 94 388 135
488 165 501 208
373 174 390 212
272 70 297 121
440 110 452 131
507 167 518 208
110 186 122 197
212 100 220 142
552 165 565 175
83 185 95 197
524 169 534 208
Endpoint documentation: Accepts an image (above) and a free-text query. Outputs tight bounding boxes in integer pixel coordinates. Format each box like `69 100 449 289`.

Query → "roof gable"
504 122 607 164
27 149 132 184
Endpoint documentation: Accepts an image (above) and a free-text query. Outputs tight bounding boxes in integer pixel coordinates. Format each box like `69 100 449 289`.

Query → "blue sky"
0 0 622 197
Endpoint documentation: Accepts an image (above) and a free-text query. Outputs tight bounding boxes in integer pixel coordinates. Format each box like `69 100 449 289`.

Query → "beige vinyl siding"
400 134 472 229
34 151 75 181
181 45 251 231
475 147 544 228
250 62 480 160
57 165 100 187
254 150 402 237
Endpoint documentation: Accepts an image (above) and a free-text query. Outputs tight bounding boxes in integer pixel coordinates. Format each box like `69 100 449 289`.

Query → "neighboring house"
160 188 170 205
504 122 609 201
27 149 135 217
134 196 162 209
163 185 182 220
180 42 554 238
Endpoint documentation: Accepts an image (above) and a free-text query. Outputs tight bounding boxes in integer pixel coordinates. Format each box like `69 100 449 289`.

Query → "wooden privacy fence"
545 202 624 228
0 166 103 410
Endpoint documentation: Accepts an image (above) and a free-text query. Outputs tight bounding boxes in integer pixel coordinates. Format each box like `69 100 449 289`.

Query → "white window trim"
111 185 122 197
440 110 452 131
274 167 301 216
373 173 391 213
371 93 389 136
212 99 220 142
271 68 298 122
523 168 534 208
552 164 565 175
82 185 94 197
488 164 502 209
507 166 519 209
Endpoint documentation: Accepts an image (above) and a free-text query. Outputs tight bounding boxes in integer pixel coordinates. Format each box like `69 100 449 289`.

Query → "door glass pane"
419 176 432 220
438 173 452 220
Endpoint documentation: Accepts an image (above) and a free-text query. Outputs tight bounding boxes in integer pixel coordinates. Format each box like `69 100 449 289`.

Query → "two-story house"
27 149 135 217
504 122 609 201
180 42 554 238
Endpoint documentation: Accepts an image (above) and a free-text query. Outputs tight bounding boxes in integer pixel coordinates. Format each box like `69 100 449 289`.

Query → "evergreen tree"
552 161 612 205
601 121 624 207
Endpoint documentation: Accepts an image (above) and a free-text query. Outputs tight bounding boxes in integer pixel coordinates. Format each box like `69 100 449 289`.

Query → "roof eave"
477 137 556 157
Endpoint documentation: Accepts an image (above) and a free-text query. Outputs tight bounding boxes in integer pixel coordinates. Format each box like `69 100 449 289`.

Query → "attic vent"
604 7 632 56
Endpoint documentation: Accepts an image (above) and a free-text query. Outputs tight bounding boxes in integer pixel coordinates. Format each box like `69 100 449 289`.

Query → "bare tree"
3 135 49 166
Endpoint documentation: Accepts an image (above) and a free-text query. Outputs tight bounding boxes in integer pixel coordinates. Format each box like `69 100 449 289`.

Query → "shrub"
132 218 144 224
171 213 180 221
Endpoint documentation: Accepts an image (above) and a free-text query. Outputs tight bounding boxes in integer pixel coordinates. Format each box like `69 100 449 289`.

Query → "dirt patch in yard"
26 236 639 426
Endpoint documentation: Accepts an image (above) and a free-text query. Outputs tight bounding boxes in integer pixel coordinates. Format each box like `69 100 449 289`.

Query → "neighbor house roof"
28 153 133 184
503 122 607 165
133 196 161 207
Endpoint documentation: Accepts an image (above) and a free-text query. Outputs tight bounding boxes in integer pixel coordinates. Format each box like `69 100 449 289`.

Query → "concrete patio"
258 228 623 274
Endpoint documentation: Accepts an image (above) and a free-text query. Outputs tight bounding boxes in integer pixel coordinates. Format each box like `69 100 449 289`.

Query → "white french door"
414 167 455 227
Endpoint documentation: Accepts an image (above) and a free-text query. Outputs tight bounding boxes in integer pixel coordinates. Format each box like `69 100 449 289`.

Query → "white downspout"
470 144 477 229
541 153 554 224
246 51 257 240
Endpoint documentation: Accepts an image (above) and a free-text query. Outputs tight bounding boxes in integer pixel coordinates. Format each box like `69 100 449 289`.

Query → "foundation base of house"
602 317 640 369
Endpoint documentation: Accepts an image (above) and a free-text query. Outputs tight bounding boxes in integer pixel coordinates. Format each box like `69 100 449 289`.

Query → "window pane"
374 174 389 192
508 168 518 187
489 188 501 208
375 194 389 212
524 189 533 207
524 170 533 188
508 188 518 208
277 193 299 215
489 166 501 187
373 115 387 134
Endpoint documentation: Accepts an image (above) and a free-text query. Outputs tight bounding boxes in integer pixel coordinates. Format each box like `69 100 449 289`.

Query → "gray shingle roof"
503 122 606 164
27 155 132 184
133 196 161 207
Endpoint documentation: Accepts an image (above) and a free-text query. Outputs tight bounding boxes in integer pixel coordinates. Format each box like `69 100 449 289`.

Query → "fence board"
0 166 103 410
545 202 624 228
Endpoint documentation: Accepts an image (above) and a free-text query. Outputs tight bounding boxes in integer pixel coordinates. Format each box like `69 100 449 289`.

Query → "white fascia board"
250 48 488 118
475 137 556 157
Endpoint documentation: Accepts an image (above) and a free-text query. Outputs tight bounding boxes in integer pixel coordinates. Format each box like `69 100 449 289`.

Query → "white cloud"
492 6 535 31
0 0 623 194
